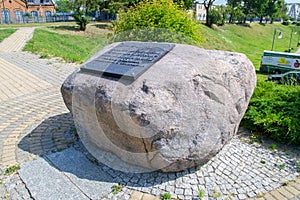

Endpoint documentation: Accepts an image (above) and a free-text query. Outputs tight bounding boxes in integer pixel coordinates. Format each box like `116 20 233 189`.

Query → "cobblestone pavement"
0 28 300 200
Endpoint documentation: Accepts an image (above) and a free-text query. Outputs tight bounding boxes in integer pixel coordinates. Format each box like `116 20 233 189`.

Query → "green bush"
242 80 300 144
282 21 290 26
113 0 203 45
73 10 89 31
207 9 223 27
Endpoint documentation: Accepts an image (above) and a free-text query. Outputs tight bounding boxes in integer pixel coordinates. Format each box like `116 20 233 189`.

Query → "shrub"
113 0 203 45
282 21 291 26
242 80 300 144
207 9 223 27
73 10 89 31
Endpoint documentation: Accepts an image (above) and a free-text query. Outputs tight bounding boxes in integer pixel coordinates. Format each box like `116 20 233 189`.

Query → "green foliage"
242 80 300 145
173 0 194 10
24 28 106 63
260 159 266 164
55 0 74 12
198 189 205 200
269 144 277 150
72 0 102 31
296 159 300 172
5 165 20 175
282 21 291 26
112 184 124 194
207 9 223 27
113 0 203 45
73 9 89 31
278 164 285 169
0 29 16 42
161 193 171 200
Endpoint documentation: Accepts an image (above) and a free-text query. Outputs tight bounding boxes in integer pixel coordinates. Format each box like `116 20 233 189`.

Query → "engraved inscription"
80 42 175 81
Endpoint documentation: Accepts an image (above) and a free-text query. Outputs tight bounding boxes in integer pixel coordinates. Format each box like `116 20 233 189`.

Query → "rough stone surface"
61 42 256 172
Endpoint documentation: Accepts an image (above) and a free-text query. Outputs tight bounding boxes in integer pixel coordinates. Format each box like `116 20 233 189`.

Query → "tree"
227 0 241 23
100 0 192 15
252 0 269 23
217 5 229 25
241 0 254 23
266 0 283 23
114 0 203 45
72 0 100 31
207 8 223 26
203 0 216 26
173 0 194 10
55 0 73 13
99 0 139 14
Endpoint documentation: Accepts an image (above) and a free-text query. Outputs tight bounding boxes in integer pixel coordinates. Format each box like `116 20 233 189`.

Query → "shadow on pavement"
17 113 191 188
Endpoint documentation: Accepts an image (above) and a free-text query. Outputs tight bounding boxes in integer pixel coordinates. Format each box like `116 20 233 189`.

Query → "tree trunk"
205 7 209 26
259 16 263 23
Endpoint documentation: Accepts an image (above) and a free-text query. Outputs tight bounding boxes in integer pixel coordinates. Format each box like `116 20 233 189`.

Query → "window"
31 11 38 17
14 10 23 23
40 0 44 3
45 11 52 16
1 10 10 23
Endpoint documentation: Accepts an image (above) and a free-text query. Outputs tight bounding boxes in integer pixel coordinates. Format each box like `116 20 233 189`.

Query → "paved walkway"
0 27 299 200
0 27 35 53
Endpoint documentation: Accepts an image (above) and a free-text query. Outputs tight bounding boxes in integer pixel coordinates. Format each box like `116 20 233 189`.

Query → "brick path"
0 27 299 200
0 27 35 53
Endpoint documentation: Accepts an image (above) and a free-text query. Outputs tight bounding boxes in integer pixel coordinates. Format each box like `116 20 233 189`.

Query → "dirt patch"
46 22 113 37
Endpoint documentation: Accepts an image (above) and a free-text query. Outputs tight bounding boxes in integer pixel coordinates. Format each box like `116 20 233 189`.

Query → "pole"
271 29 276 51
298 27 300 47
288 28 293 53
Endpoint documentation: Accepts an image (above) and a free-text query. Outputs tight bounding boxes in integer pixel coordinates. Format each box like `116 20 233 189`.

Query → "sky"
213 0 299 5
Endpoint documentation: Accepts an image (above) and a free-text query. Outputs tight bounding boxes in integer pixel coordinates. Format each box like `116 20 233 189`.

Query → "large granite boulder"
61 42 256 172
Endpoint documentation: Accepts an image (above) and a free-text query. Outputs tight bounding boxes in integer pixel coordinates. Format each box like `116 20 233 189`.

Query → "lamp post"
288 28 297 52
298 27 300 47
271 29 282 51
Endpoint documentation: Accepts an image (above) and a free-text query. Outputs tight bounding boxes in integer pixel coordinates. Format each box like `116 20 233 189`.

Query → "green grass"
4 165 20 175
24 28 107 63
0 22 78 28
0 29 16 42
200 23 299 69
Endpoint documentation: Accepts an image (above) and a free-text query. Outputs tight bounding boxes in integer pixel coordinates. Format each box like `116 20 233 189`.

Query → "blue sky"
213 0 299 5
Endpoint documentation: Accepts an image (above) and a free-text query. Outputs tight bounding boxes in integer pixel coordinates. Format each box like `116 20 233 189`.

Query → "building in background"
0 0 55 23
195 3 216 22
286 3 300 20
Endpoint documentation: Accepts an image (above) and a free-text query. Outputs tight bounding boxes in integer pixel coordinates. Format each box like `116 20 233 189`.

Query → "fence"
0 11 116 24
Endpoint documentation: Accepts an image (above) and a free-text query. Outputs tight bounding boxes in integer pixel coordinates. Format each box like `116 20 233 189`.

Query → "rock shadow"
18 113 192 188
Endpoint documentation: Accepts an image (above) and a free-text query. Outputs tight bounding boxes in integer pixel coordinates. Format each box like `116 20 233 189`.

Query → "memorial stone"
61 41 256 172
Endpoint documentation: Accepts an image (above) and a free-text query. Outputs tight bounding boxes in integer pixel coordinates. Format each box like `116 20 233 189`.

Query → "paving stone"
277 187 294 199
45 148 115 199
19 158 89 200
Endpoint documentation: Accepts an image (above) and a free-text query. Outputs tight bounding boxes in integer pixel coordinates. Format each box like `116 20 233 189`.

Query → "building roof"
26 0 55 6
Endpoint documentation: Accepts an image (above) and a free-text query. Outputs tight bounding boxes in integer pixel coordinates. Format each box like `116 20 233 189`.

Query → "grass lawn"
23 23 111 63
0 29 17 42
200 23 299 69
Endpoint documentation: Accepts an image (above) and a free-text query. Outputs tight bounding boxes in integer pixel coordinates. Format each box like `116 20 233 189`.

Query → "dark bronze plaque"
80 42 175 80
